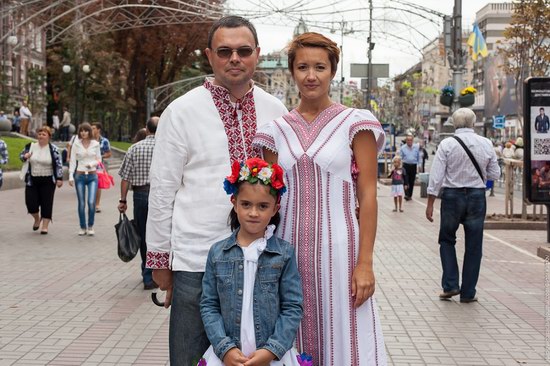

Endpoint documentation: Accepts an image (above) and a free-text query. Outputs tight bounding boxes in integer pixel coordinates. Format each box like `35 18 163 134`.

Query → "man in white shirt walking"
19 101 32 136
425 108 500 303
145 15 288 365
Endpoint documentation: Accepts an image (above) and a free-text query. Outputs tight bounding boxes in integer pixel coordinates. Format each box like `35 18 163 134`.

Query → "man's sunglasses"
215 46 255 59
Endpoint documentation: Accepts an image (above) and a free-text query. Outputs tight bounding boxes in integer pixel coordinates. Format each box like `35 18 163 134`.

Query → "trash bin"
418 173 429 198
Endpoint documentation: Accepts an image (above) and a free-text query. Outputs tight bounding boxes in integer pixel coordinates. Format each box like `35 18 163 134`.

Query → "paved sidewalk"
0 175 548 365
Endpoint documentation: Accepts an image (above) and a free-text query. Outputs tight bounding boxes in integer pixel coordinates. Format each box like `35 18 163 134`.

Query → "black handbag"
115 213 141 262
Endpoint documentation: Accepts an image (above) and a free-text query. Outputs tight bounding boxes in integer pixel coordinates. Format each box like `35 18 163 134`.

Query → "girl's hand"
24 152 32 160
243 349 276 366
223 348 249 366
351 263 375 308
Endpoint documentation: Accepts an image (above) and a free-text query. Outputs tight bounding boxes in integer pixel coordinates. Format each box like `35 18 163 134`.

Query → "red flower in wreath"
270 163 285 190
246 157 269 177
226 160 241 184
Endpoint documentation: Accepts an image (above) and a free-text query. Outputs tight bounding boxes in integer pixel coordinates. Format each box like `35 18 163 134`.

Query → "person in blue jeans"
69 123 101 236
425 108 500 303
199 158 303 366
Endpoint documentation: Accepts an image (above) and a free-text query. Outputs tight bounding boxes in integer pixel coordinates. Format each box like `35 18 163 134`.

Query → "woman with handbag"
69 122 101 236
20 126 64 234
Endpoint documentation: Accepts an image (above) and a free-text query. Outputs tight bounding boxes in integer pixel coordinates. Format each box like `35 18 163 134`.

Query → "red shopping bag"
97 161 115 189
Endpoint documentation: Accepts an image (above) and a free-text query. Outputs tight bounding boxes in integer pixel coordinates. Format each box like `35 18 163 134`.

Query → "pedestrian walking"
19 101 32 136
254 32 387 366
132 128 147 143
420 141 429 173
59 106 71 141
400 134 420 200
118 117 159 290
199 158 303 366
68 123 101 236
19 126 64 234
145 15 287 365
92 122 112 213
52 110 60 140
11 110 21 133
425 108 500 303
0 138 7 190
389 156 407 212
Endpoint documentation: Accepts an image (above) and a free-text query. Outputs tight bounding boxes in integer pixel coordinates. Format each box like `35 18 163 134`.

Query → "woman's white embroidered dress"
253 104 388 366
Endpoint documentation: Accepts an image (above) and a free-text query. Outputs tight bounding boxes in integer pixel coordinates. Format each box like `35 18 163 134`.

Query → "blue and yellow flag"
467 23 488 61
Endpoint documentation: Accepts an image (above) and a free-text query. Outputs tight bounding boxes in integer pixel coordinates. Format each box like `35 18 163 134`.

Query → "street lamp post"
62 63 91 127
332 19 353 105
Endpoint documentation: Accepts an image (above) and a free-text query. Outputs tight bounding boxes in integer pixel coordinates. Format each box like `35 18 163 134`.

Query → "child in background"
200 158 303 366
389 156 407 212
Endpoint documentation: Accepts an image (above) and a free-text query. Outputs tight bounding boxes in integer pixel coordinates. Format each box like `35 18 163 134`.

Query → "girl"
388 156 407 212
68 122 101 236
200 158 303 366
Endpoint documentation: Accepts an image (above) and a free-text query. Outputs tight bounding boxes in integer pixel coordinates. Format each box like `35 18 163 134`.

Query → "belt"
133 184 150 192
76 171 96 175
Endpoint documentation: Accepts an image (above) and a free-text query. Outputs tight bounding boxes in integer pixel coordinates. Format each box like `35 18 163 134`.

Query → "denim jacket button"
239 264 243 270
238 289 243 295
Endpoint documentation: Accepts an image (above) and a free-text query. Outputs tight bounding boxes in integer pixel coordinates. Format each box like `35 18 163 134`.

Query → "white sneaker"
78 228 87 236
87 227 95 236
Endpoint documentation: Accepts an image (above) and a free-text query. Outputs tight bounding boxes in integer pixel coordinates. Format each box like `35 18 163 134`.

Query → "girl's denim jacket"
200 230 303 361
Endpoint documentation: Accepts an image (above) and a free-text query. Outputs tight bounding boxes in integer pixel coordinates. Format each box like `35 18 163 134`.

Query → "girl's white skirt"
391 184 405 197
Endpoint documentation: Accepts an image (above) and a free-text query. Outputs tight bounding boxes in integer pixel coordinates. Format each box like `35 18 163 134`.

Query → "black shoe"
460 297 478 303
144 281 159 290
439 290 460 299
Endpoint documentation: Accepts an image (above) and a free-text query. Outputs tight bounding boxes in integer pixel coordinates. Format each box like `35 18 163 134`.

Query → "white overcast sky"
227 0 506 78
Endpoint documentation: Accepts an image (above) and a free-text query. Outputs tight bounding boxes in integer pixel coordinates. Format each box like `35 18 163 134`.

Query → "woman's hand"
69 180 74 187
56 180 63 188
223 348 249 366
243 349 276 366
351 262 375 308
23 152 32 160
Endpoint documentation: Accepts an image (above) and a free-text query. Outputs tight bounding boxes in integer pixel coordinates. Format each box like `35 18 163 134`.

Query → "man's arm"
117 179 130 213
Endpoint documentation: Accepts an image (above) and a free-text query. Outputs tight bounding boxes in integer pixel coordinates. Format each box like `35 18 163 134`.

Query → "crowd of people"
0 13 516 366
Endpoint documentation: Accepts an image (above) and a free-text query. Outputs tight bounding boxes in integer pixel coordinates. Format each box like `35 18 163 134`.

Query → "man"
92 122 112 213
400 134 420 200
425 108 500 303
146 15 287 364
535 107 549 133
60 106 71 141
19 101 32 136
118 117 159 290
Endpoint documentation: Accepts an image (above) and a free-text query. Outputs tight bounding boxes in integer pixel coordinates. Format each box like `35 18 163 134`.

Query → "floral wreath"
223 157 287 199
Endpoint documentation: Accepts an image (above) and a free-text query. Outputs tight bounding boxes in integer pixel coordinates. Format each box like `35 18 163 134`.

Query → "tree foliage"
497 0 550 126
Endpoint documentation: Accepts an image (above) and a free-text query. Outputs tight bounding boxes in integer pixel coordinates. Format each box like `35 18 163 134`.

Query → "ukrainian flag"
467 23 488 61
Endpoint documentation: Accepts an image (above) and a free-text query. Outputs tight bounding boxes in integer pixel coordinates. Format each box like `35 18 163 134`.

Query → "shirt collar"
455 128 474 134
204 77 255 101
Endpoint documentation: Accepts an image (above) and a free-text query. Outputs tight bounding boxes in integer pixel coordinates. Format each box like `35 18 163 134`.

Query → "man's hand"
152 269 173 308
118 202 127 213
243 349 276 366
56 180 63 188
425 204 434 222
223 348 249 366
351 262 375 308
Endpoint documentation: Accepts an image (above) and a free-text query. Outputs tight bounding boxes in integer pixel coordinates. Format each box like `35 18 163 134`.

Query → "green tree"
497 0 550 129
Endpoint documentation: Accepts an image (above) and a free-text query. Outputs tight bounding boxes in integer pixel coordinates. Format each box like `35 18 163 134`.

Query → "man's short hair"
207 15 259 49
146 116 159 134
540 107 545 112
91 122 103 131
452 108 476 129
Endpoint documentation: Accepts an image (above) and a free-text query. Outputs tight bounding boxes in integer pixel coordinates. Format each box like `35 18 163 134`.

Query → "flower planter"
439 94 453 107
459 93 475 107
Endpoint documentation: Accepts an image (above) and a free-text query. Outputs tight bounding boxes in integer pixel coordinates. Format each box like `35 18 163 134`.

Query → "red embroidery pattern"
253 132 276 153
283 104 346 152
325 171 333 366
349 120 385 149
344 182 360 365
204 79 260 162
146 251 170 269
296 155 323 365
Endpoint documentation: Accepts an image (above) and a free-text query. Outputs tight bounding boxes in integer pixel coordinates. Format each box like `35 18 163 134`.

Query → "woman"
20 126 64 234
69 122 101 236
253 32 387 365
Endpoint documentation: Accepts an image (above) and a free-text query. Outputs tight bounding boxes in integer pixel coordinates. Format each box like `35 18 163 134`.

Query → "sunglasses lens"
216 48 233 58
237 47 254 57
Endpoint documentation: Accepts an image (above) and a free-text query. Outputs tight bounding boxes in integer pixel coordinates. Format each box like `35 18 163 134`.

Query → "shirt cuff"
146 251 170 269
